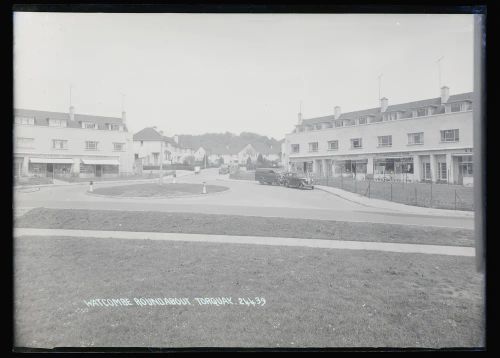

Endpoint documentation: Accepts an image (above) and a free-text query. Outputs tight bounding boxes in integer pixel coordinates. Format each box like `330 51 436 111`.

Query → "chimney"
69 106 75 122
380 97 389 112
298 112 303 125
440 86 450 103
121 111 126 125
334 106 341 119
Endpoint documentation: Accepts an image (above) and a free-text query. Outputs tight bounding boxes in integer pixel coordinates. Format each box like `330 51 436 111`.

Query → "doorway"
46 163 53 178
95 165 102 177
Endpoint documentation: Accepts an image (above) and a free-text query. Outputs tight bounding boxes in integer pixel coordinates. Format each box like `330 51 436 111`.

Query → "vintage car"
283 172 314 189
218 165 229 174
255 168 281 185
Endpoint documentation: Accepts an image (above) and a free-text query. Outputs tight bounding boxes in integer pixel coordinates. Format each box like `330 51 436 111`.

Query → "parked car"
283 172 314 189
219 165 229 174
194 166 201 174
255 168 280 185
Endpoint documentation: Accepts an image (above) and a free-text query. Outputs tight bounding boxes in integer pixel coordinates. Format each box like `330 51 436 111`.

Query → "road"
14 168 474 229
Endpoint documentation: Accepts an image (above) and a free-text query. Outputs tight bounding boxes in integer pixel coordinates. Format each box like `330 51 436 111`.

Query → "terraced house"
13 106 134 178
284 86 474 186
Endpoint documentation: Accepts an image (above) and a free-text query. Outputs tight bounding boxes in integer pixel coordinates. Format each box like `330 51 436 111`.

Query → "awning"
81 159 120 165
29 158 74 164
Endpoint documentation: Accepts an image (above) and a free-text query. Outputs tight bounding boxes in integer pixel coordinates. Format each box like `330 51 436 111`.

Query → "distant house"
193 147 207 162
133 127 194 166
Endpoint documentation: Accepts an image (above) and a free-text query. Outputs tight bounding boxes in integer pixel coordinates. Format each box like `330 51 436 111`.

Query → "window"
109 124 120 131
383 112 397 121
450 103 461 112
440 129 459 142
344 119 355 126
466 102 473 111
328 140 338 151
113 142 125 151
291 144 300 153
16 137 34 148
377 135 392 147
82 122 96 129
438 162 447 180
351 138 362 149
314 124 322 130
459 156 473 177
308 142 318 152
408 132 424 145
416 108 427 117
85 141 98 150
358 117 367 125
15 116 34 125
335 121 343 128
48 119 67 127
52 139 68 150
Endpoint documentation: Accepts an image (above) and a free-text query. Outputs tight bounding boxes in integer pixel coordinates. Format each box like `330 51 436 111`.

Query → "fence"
314 174 474 211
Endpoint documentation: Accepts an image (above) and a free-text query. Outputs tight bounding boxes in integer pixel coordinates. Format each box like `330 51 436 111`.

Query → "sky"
13 13 474 139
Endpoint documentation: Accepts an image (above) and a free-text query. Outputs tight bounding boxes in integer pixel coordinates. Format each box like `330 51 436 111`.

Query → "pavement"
13 168 475 229
14 228 475 257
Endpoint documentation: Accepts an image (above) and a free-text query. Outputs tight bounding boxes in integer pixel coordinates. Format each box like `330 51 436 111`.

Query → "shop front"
80 159 120 178
28 158 74 178
333 159 368 180
373 156 414 182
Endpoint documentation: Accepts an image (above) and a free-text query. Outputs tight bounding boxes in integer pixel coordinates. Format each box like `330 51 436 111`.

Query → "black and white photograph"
12 7 486 350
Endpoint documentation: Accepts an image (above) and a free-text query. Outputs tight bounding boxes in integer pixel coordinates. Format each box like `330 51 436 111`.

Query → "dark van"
255 168 280 185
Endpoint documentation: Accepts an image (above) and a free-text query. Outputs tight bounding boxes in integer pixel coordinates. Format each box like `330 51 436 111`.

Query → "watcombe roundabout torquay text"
83 297 266 307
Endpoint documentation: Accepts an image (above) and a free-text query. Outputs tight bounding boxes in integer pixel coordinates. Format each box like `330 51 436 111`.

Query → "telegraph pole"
436 56 444 89
377 74 383 101
159 140 164 185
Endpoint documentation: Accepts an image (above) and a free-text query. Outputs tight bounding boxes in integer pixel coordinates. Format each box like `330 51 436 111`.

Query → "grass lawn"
90 183 229 197
15 177 53 186
229 171 255 181
14 235 484 348
315 177 474 211
16 208 474 247
55 171 175 183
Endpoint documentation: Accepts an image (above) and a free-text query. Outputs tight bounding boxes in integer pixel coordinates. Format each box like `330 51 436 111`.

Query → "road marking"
14 228 475 257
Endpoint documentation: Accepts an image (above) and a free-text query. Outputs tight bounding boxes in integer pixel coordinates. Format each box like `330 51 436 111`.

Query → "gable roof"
301 92 473 126
14 108 127 130
133 127 165 141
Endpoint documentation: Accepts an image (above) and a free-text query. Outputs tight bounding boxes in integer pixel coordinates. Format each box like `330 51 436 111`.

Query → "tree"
246 156 253 170
257 153 264 166
183 155 195 166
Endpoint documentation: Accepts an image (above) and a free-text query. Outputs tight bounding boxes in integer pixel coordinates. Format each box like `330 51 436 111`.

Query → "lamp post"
159 140 164 185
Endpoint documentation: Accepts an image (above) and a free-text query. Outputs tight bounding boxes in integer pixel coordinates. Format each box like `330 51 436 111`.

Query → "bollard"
89 181 93 192
202 182 207 194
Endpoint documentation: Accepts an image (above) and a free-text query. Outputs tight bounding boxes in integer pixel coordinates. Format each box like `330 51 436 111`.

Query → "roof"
14 108 127 130
301 92 473 126
133 127 165 141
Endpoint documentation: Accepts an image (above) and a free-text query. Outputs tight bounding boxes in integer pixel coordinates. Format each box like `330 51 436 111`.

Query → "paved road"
14 168 474 229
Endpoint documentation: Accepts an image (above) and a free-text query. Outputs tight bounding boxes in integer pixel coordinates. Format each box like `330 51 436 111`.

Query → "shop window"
450 103 461 112
15 116 35 125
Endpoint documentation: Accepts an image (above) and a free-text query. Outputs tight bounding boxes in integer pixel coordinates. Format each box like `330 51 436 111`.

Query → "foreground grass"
91 183 229 197
16 208 474 247
14 236 484 348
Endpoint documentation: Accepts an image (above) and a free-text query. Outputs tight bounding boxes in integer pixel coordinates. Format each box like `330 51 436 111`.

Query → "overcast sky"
14 13 473 139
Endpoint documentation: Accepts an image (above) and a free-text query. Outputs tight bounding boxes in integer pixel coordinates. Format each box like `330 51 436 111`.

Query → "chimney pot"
441 86 450 103
69 106 75 121
380 97 389 112
334 106 341 119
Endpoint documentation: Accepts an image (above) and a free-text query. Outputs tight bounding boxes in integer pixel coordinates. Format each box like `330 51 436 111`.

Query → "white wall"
14 124 134 173
285 110 473 160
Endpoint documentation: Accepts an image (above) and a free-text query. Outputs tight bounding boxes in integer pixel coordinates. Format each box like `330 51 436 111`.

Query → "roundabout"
90 182 229 198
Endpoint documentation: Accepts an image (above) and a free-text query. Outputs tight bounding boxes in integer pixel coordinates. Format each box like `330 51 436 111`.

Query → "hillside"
177 132 283 155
